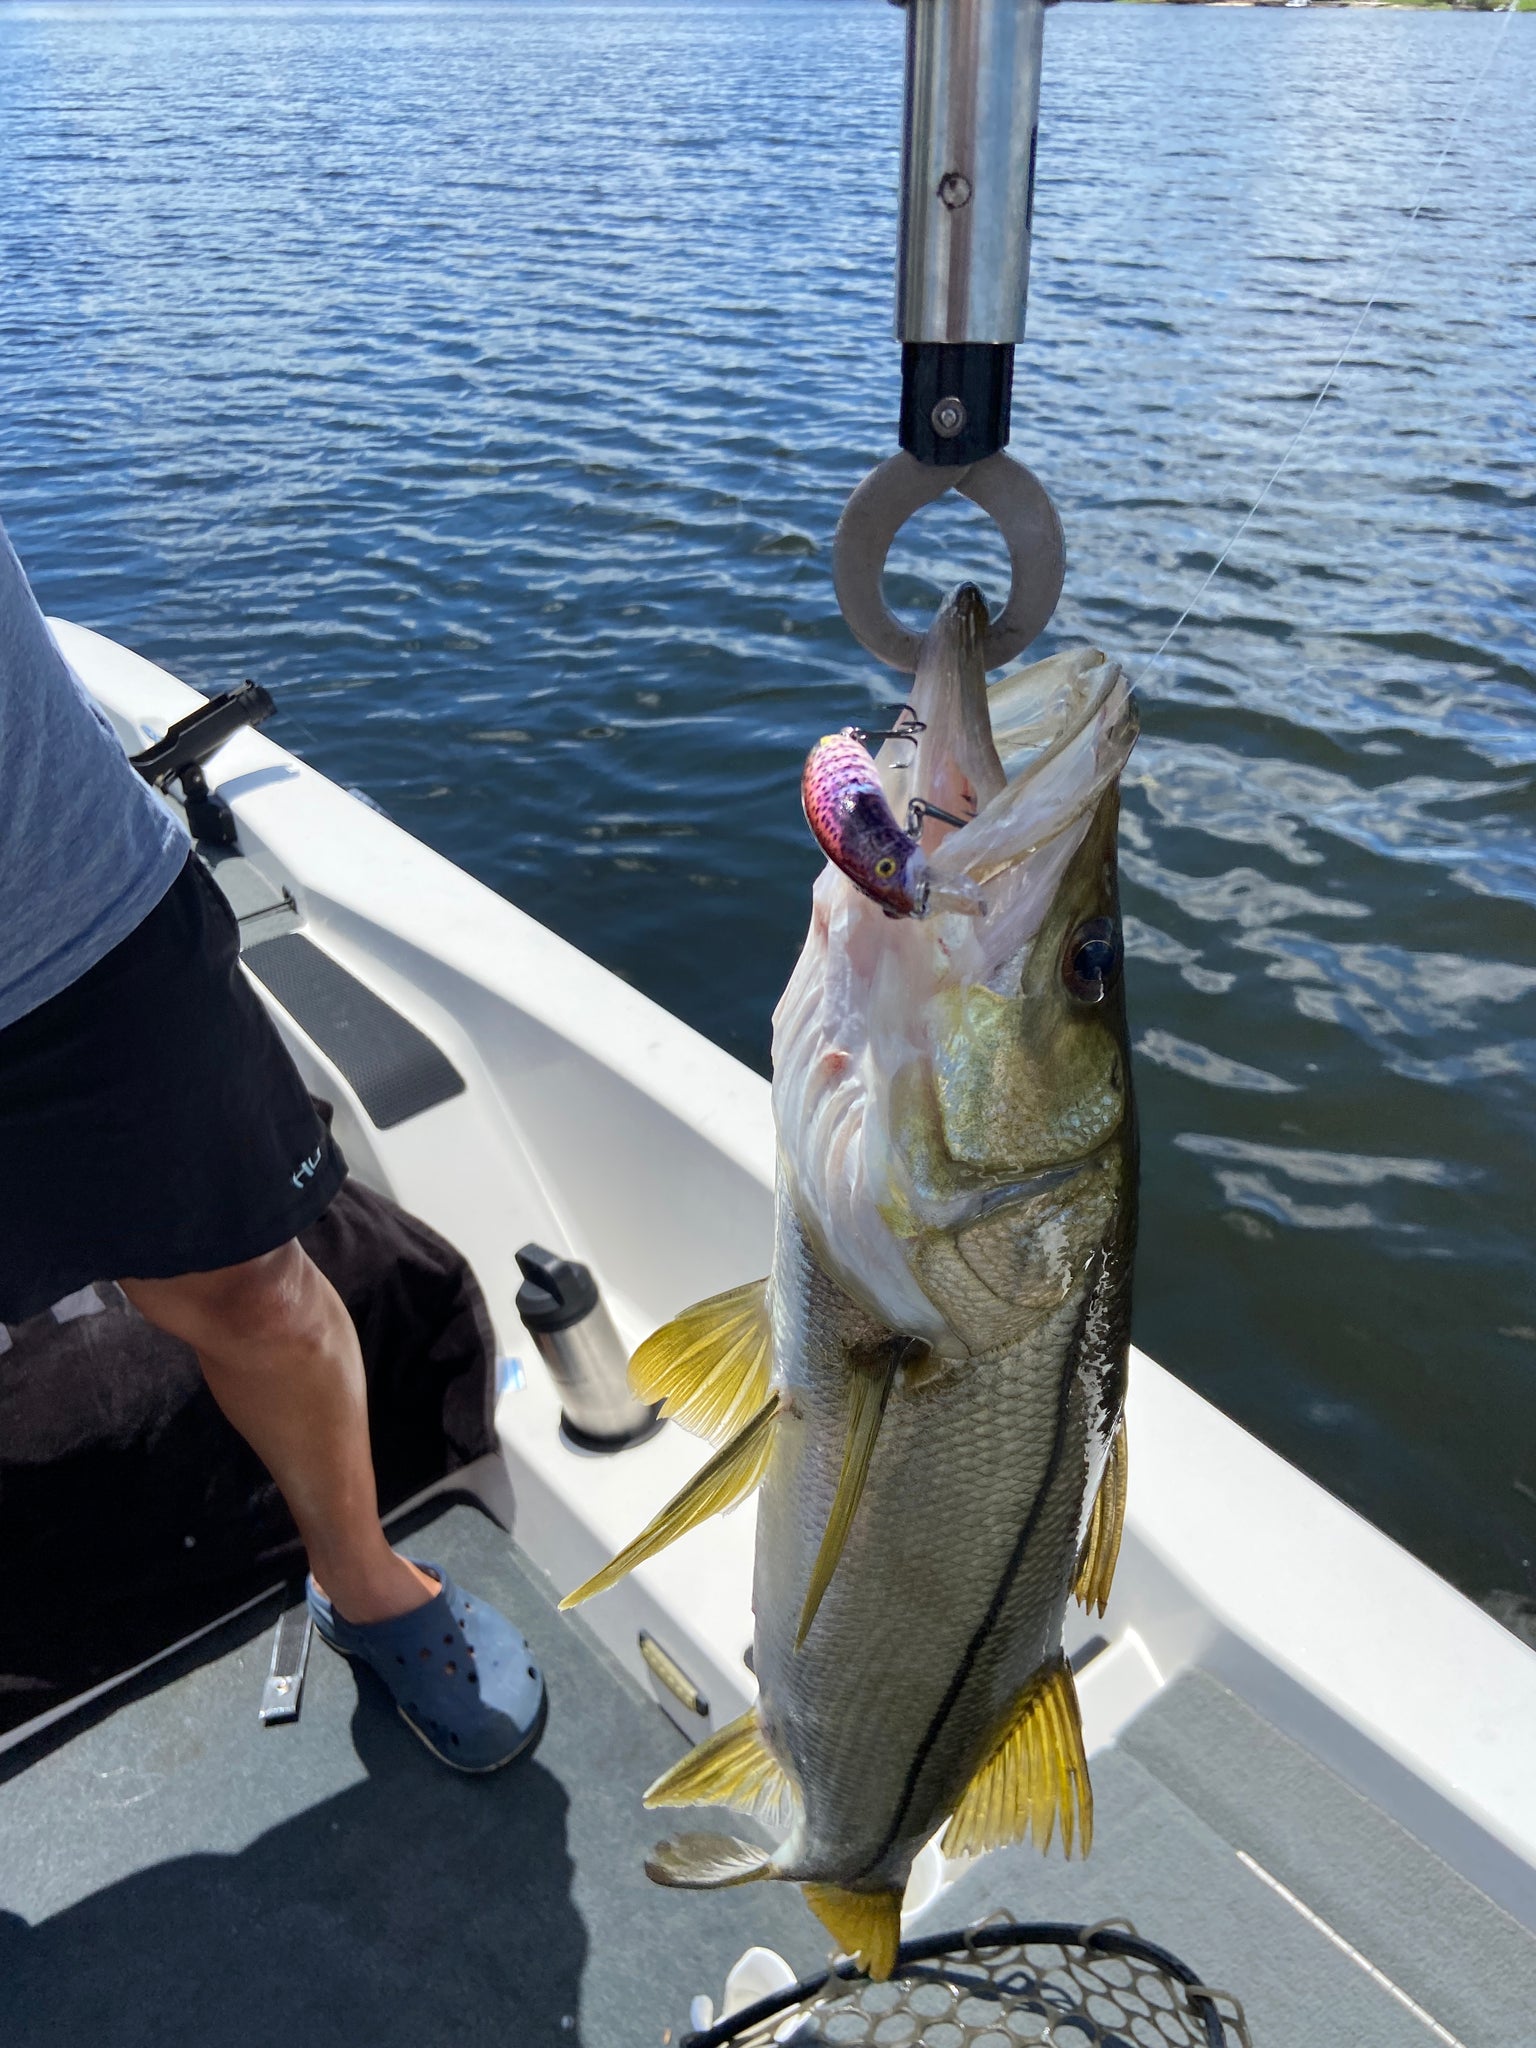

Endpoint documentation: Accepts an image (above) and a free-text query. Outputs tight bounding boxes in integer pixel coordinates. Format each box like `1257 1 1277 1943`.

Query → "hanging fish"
563 584 1138 1980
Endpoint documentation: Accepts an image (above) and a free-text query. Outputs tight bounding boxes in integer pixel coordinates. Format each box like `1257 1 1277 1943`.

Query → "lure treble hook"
847 705 927 749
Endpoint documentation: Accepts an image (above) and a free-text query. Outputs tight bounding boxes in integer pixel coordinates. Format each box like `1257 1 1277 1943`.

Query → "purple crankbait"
801 728 985 920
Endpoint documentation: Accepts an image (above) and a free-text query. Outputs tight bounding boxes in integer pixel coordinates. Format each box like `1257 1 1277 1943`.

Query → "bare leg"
120 1241 436 1625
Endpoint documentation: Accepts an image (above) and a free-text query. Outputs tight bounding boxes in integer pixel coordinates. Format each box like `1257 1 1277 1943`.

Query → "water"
2 0 1532 1618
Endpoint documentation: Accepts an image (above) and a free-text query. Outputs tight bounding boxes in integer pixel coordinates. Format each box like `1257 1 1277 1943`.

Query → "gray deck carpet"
4 1499 1532 2048
0 1499 819 2048
926 1670 1536 2048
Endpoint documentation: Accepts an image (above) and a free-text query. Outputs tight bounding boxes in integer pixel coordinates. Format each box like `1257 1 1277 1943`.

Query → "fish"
562 583 1138 1980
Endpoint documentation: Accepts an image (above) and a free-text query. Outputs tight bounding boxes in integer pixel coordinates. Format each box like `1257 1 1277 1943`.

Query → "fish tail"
802 1883 903 1981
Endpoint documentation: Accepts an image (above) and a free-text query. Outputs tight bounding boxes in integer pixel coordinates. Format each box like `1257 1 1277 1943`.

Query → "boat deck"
2 1500 1531 2048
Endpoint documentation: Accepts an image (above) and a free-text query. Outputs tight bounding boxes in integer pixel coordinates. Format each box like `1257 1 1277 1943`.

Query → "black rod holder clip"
130 680 276 848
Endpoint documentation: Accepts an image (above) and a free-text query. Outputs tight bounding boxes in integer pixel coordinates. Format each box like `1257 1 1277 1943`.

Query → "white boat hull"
56 616 1536 1938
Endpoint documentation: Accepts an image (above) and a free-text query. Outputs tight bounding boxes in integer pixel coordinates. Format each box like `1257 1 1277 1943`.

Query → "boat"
1 616 1529 2047
6 2 1534 2039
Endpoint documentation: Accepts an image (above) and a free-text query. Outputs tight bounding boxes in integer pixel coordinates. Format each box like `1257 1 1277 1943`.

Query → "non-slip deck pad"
243 932 464 1130
927 1668 1536 2048
0 1502 819 2048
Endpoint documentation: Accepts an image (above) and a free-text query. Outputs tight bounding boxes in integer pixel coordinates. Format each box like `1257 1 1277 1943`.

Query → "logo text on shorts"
292 1148 323 1190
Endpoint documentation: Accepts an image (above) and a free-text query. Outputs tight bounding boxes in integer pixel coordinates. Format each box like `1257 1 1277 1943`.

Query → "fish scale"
754 1207 1097 1890
563 592 1138 1979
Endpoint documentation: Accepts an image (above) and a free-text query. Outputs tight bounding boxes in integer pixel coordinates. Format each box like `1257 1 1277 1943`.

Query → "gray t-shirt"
0 518 187 1032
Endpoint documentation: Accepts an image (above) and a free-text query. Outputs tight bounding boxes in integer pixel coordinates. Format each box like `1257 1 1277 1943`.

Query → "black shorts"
0 853 346 1322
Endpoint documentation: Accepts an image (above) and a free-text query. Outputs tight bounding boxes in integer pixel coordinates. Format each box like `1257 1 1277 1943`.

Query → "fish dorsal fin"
645 1832 773 1890
1073 1417 1127 1619
628 1279 772 1446
796 1342 907 1647
941 1658 1093 1862
559 1396 779 1609
802 1883 903 1982
644 1709 799 1832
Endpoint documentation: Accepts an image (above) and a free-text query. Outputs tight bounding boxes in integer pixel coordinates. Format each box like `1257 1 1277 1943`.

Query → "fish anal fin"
796 1342 908 1647
628 1279 772 1447
645 1832 772 1890
1073 1417 1127 1619
559 1396 778 1609
644 1709 799 1832
802 1883 903 1982
941 1658 1093 1863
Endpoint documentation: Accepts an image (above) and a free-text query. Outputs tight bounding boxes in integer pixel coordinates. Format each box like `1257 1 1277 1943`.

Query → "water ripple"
2 0 1533 1601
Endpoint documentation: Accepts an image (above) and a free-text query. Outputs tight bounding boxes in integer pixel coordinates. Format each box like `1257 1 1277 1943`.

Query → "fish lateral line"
861 1338 1084 1872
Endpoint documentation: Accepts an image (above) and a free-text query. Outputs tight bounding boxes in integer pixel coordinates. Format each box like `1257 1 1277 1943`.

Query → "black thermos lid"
514 1243 600 1334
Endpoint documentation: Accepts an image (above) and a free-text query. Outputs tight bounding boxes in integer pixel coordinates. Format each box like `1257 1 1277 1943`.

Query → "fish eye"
1063 917 1122 1004
874 856 898 880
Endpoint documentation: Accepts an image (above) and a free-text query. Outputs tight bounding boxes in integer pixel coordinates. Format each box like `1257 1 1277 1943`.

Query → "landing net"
681 1916 1251 2048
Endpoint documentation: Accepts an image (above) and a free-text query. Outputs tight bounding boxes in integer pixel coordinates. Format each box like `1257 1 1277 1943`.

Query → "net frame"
680 1915 1251 2048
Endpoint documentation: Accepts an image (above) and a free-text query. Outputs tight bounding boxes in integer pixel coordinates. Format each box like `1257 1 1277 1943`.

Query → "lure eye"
874 856 898 880
1063 918 1122 1004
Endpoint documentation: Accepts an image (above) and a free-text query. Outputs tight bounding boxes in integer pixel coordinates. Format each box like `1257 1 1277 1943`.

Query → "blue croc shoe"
307 1561 547 1773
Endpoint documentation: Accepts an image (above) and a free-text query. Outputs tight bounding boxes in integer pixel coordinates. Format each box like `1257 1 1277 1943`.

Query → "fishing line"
1130 0 1523 697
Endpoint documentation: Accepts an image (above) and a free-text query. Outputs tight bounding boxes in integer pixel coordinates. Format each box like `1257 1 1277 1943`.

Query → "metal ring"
831 448 1066 673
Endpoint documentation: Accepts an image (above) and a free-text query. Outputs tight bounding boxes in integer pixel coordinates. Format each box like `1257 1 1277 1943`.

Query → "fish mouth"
877 587 1136 906
872 585 1136 968
771 594 1136 1348
872 582 1003 866
936 580 990 644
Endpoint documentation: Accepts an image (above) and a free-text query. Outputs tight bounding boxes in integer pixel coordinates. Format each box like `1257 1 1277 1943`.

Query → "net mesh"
683 1917 1251 2048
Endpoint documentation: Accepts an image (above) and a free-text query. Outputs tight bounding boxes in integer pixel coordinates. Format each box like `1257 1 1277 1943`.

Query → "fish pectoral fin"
559 1397 779 1609
802 1884 903 1982
628 1278 772 1446
941 1657 1093 1863
644 1709 799 1831
1073 1416 1127 1619
796 1344 905 1648
645 1832 773 1890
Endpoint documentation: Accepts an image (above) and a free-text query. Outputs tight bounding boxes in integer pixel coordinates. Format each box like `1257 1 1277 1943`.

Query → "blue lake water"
1 0 1533 1615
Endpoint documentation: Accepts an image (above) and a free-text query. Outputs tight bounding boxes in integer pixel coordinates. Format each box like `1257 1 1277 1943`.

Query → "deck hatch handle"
639 1630 709 1719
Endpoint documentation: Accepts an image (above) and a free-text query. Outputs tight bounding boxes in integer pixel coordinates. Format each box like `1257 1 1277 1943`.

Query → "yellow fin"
559 1396 779 1609
628 1278 772 1447
1073 1417 1127 1619
644 1709 798 1831
941 1658 1093 1863
802 1884 903 1982
645 1832 772 1889
796 1350 901 1647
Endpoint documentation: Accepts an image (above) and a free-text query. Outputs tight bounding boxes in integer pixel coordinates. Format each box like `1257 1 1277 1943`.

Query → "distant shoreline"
1105 1 1534 11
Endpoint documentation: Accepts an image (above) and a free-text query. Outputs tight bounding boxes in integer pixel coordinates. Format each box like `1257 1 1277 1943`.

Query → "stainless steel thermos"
514 1243 661 1451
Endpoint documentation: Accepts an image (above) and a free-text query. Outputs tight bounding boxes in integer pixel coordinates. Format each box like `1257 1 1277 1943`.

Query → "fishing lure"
801 727 983 919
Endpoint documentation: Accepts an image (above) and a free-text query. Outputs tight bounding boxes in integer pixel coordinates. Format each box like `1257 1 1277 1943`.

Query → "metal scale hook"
830 0 1066 676
832 448 1064 675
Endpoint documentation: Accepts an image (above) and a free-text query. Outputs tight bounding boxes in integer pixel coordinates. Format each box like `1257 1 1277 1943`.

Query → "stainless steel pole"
894 0 1046 465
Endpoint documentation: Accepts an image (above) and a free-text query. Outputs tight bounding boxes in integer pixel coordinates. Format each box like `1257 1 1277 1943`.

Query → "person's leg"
120 1240 436 1625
